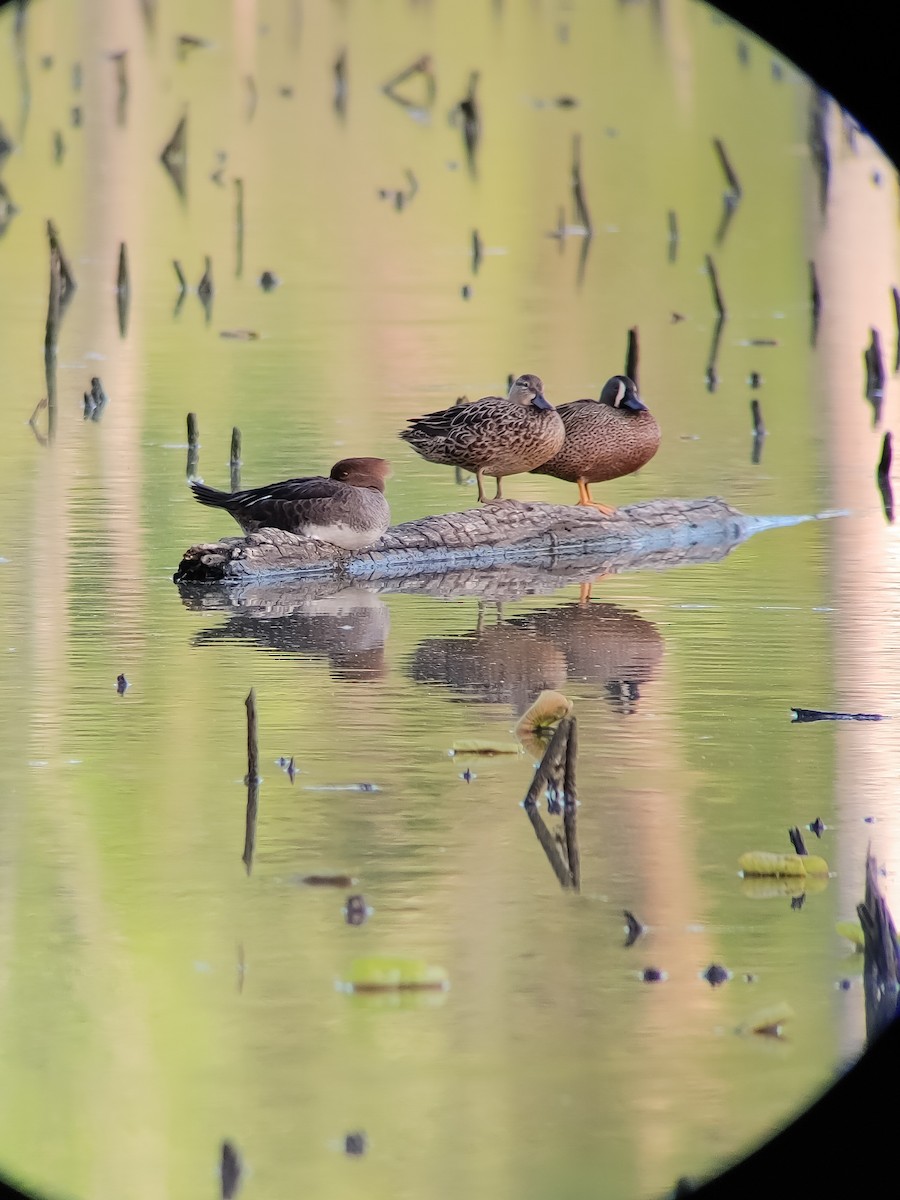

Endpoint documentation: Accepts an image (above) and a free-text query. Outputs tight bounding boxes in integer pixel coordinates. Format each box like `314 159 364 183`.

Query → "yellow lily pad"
515 690 573 738
738 852 830 878
740 875 828 900
340 956 449 993
449 740 522 756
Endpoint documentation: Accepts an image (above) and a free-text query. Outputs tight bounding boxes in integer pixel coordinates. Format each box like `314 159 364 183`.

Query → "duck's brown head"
330 457 392 491
598 375 647 413
508 373 553 411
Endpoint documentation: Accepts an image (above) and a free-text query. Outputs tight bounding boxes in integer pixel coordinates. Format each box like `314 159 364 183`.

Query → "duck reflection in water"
180 583 389 683
410 600 663 715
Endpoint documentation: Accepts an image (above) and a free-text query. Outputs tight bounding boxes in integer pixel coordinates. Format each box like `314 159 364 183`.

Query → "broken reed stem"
116 242 129 294
522 801 572 889
562 718 580 890
667 210 678 262
705 254 726 319
750 399 765 437
46 220 76 303
230 426 242 466
187 412 199 450
173 259 187 293
809 260 822 346
471 228 482 274
877 432 892 479
625 327 639 388
246 688 260 783
333 48 348 115
712 137 742 200
44 248 61 442
892 286 900 372
234 178 244 279
571 134 593 236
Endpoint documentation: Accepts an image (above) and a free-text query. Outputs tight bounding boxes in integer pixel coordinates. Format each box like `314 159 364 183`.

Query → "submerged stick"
562 718 579 890
625 327 639 389
111 49 128 125
160 112 187 198
197 256 214 322
809 261 822 346
522 719 577 890
571 133 593 236
242 688 260 875
713 137 742 202
333 48 348 116
471 228 482 274
877 431 892 479
705 254 726 319
864 328 886 424
116 241 130 338
234 178 244 279
667 210 678 263
46 219 76 304
877 432 894 523
230 426 242 493
892 286 900 373
750 398 766 464
186 412 199 480
43 248 61 443
220 1139 242 1200
857 848 900 1043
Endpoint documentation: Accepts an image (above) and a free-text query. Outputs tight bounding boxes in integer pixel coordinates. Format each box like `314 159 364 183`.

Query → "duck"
531 375 659 513
189 457 391 550
400 373 565 502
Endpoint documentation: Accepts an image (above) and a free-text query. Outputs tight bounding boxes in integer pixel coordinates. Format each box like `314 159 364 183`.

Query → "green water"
0 1 898 1198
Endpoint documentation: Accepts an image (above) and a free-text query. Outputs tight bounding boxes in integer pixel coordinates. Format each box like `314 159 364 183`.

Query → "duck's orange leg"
475 469 487 503
577 478 615 516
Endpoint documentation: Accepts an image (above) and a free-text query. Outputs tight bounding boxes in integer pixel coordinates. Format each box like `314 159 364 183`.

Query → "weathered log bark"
173 497 821 587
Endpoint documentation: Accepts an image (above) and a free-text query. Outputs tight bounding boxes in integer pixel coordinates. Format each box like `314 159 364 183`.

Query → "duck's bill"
623 393 647 412
533 394 553 410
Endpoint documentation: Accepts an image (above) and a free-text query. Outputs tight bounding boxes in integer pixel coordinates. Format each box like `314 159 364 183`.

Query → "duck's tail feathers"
190 481 232 510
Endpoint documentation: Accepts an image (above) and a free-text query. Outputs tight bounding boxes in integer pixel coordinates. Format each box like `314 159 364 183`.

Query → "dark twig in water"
625 327 639 389
791 707 887 723
27 397 49 447
623 910 645 948
788 826 808 856
522 719 580 890
808 88 831 213
83 376 108 422
712 137 742 244
244 75 257 121
0 179 18 239
197 256 214 323
220 1140 242 1200
186 412 200 480
471 228 482 274
667 210 678 263
43 248 61 444
864 328 886 425
242 688 260 875
230 427 242 493
46 220 77 306
571 133 593 236
809 261 822 347
562 718 579 890
705 254 727 320
382 54 435 108
172 259 188 316
109 49 128 125
750 399 766 464
454 71 481 176
892 286 900 373
116 242 130 338
857 848 900 1043
877 432 894 523
52 130 65 163
160 112 187 199
234 179 244 278
333 48 347 117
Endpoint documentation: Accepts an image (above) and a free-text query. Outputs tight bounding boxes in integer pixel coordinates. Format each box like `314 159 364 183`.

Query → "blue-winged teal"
532 375 659 513
400 373 565 502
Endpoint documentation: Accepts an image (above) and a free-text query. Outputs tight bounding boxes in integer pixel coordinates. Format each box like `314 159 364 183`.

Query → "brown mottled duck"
400 373 565 502
532 375 660 514
190 457 391 550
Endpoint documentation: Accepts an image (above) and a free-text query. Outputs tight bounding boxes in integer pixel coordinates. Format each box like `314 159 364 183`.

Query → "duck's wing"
191 475 341 521
401 395 507 440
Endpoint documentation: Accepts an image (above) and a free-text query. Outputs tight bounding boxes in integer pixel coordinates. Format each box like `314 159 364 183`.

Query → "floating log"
174 497 828 587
